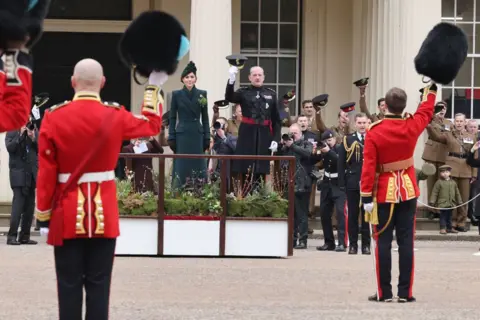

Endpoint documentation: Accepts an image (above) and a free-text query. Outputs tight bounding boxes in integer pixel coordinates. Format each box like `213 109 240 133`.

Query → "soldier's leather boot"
335 244 346 252
368 293 393 302
362 246 371 255
294 241 307 249
316 244 335 251
397 296 416 303
348 246 358 254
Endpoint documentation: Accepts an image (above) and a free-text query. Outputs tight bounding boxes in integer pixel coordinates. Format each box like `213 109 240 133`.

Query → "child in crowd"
429 165 461 234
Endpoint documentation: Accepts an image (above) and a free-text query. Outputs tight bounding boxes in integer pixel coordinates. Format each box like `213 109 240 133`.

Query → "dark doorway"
31 32 131 113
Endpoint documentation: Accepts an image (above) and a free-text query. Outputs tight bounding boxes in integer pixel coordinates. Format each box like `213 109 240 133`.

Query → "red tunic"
35 86 163 246
0 50 33 132
360 89 436 204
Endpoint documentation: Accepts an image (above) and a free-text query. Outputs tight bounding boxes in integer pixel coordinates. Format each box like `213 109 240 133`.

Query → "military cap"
312 94 329 107
283 89 296 102
438 164 452 172
340 102 356 113
33 92 49 107
420 162 437 176
414 22 468 85
353 77 369 87
226 54 248 69
0 0 50 49
434 101 447 114
119 11 189 82
214 100 229 107
321 130 334 141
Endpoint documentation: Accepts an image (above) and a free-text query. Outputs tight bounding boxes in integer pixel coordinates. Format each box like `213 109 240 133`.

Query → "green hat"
181 61 197 79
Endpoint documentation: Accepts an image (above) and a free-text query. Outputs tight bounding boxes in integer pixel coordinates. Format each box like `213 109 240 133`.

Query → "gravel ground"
1 237 479 320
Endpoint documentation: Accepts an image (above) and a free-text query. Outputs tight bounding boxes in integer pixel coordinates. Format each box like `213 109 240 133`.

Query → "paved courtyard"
1 237 480 320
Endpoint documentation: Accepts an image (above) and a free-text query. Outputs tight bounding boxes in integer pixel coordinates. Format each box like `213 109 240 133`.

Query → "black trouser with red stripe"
346 189 370 249
373 199 416 299
54 238 116 320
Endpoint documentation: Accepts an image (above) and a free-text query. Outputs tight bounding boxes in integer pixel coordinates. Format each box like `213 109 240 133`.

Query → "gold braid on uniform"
343 136 360 163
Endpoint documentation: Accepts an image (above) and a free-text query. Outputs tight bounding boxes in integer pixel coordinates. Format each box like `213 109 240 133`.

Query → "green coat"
429 178 462 208
168 86 210 188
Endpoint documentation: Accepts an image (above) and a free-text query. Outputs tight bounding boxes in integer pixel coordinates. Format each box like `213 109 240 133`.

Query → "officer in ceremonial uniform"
314 130 347 252
225 57 281 177
421 101 453 200
425 112 476 231
361 84 437 302
35 11 188 320
338 112 371 255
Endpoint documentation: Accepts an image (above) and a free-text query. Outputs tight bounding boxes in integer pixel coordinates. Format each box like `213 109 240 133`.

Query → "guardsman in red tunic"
34 58 168 320
360 84 437 303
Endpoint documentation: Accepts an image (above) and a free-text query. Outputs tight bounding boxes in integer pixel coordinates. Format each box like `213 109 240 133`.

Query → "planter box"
225 218 289 257
163 216 220 256
116 216 158 256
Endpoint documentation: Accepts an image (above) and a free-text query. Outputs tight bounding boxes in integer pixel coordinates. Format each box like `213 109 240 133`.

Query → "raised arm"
0 50 33 132
225 81 243 104
426 124 447 143
121 85 162 140
410 84 437 137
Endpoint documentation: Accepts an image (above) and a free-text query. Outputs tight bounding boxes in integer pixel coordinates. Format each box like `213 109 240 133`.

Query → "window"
47 0 132 20
240 0 301 116
441 0 480 119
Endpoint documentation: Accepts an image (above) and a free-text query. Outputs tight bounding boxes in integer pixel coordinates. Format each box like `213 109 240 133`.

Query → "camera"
318 141 327 149
26 121 35 131
281 133 294 141
213 121 225 130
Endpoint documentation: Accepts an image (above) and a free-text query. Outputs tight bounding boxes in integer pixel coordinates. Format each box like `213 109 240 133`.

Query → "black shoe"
316 244 335 251
455 226 467 232
397 296 416 303
362 246 371 255
294 241 307 249
368 293 393 302
335 244 346 252
20 239 38 245
348 246 358 255
7 239 21 245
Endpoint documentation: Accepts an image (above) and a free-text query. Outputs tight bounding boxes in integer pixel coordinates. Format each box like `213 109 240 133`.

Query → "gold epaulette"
103 101 121 109
48 100 70 113
343 135 359 163
368 119 383 130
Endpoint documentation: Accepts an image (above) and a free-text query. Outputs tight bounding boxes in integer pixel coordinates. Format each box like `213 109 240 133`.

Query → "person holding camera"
313 130 347 252
277 124 313 249
211 117 238 187
5 123 38 245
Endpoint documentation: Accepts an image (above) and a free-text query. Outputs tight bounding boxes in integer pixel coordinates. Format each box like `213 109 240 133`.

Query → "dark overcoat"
168 86 210 188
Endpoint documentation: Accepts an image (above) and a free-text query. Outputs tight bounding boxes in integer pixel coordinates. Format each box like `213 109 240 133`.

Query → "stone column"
352 0 441 202
189 0 232 121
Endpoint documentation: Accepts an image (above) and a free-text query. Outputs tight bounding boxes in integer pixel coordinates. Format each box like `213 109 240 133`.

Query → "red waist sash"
242 117 272 134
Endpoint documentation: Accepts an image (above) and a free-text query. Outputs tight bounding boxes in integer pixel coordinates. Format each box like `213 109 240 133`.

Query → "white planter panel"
225 220 289 257
163 220 220 256
116 218 158 256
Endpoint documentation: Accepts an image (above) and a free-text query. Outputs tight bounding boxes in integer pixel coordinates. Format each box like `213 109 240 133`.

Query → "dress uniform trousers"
346 189 370 248
319 180 347 246
373 199 416 299
54 238 116 320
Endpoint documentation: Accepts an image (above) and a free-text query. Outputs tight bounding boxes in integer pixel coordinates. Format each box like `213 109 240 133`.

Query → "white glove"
32 106 40 120
40 228 49 236
228 66 238 84
148 71 169 87
269 141 278 153
363 203 374 213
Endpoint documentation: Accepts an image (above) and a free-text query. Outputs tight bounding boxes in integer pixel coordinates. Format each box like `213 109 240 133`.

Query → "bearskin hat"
414 22 468 85
119 11 189 82
0 0 50 49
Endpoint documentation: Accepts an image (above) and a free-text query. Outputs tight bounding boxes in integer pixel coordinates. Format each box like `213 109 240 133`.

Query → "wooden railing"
119 153 296 256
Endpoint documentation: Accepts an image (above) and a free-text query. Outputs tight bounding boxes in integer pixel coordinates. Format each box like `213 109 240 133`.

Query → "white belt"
58 170 115 184
324 172 338 178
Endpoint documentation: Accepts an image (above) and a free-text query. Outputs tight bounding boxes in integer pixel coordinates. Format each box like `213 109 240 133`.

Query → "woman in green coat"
168 61 210 189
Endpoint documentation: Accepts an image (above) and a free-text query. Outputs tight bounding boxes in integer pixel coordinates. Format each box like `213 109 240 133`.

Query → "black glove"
203 139 210 151
167 140 176 153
